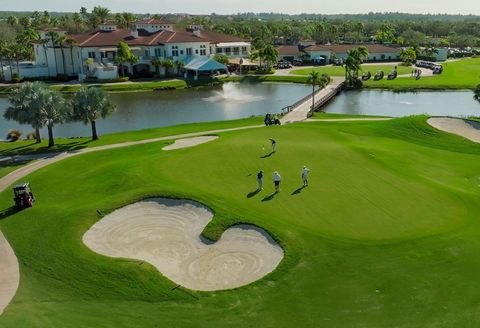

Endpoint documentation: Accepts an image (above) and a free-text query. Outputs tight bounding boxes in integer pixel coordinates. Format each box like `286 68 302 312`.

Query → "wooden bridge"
281 77 345 124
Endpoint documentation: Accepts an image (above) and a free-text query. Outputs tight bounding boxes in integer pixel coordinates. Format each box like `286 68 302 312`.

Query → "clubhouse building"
2 19 251 81
277 44 448 64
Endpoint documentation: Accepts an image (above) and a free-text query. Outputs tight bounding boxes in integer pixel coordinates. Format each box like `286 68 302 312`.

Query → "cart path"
0 116 394 315
281 77 345 124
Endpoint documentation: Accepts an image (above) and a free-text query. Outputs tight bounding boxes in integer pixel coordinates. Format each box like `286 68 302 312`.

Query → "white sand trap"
83 198 283 291
0 232 19 315
428 118 480 143
163 136 218 151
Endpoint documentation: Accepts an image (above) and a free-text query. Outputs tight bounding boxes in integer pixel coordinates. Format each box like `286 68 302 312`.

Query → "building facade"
2 19 251 81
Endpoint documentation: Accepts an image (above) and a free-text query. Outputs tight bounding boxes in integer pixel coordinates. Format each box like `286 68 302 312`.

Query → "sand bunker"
0 233 19 315
83 198 283 291
428 118 480 143
163 136 218 151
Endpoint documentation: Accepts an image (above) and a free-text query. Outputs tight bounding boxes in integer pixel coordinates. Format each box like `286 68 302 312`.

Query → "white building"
2 19 251 81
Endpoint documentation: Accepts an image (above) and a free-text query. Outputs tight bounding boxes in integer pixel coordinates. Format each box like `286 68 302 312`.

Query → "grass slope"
0 117 262 156
2 116 480 327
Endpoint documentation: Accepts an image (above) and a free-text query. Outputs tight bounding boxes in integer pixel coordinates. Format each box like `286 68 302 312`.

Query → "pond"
0 82 310 138
324 90 478 117
0 84 478 139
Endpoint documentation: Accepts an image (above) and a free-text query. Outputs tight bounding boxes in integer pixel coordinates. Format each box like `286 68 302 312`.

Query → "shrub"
25 132 36 140
11 73 22 83
6 129 22 142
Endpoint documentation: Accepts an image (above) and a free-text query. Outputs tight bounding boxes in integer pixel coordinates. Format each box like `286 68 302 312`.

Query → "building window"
145 50 149 57
216 48 222 53
154 48 162 57
172 46 179 57
242 47 247 52
195 49 199 54
233 47 239 53
88 51 96 59
225 47 231 53
180 50 184 55
186 48 192 56
200 49 206 55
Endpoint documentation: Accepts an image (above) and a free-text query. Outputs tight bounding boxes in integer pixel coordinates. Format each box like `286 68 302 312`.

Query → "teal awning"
184 56 227 72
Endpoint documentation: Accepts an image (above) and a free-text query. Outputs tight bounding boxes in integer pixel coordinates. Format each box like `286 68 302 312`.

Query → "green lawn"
363 58 480 90
291 64 411 77
0 116 263 156
312 112 391 119
2 116 480 327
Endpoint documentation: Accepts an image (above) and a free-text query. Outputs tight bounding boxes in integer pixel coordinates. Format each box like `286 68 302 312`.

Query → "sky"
1 0 480 15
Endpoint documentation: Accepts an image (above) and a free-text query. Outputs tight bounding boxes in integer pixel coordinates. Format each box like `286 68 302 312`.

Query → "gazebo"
184 56 228 80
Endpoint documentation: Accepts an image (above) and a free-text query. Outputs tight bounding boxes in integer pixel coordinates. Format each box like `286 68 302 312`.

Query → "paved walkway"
281 77 344 124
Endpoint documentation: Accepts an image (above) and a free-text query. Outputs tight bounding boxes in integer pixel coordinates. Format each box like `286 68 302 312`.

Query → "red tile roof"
304 44 399 54
69 28 246 47
276 45 303 56
135 18 174 25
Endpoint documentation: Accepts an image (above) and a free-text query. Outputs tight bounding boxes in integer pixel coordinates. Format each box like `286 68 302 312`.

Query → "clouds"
4 0 480 14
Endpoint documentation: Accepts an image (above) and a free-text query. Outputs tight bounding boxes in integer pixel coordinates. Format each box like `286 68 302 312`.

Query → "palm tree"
307 70 322 111
0 41 6 82
4 82 46 143
56 34 69 75
175 60 185 77
127 55 138 76
72 13 83 32
355 22 364 43
46 31 60 76
262 44 279 71
11 43 27 76
7 16 19 27
151 57 163 76
65 37 77 75
474 84 480 105
162 59 174 77
40 87 69 147
71 87 117 141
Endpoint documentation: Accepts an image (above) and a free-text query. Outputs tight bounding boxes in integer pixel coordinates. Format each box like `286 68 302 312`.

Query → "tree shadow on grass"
2 139 93 156
261 191 278 202
291 186 306 195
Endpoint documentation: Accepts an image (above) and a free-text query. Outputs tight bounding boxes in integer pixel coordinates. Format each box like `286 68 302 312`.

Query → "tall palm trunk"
52 46 59 76
91 120 98 141
311 84 315 110
43 46 49 75
8 58 13 80
70 46 75 75
47 125 54 147
60 45 67 75
34 127 41 143
0 57 4 81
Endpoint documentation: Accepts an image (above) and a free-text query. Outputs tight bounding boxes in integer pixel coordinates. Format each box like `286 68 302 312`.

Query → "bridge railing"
307 82 345 117
281 86 325 114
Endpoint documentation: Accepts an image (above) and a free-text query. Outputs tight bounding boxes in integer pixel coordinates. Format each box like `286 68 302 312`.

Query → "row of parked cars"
415 61 443 74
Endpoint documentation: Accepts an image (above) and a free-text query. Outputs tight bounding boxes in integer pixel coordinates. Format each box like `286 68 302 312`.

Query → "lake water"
0 84 478 139
324 90 478 117
0 82 310 138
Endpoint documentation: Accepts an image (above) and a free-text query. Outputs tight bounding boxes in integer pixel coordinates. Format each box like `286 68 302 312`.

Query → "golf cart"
387 69 398 80
361 71 372 81
374 70 384 80
13 183 35 210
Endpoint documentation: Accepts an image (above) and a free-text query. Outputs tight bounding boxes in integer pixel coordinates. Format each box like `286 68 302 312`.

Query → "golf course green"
1 116 480 327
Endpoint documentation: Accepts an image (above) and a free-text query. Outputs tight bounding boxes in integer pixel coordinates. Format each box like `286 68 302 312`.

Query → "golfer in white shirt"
273 171 281 192
302 166 310 187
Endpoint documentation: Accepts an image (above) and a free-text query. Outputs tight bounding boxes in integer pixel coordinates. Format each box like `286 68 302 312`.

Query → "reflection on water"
0 82 309 138
325 90 478 117
203 83 264 103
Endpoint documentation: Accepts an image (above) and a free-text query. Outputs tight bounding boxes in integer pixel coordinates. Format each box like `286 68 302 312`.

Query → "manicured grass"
0 116 263 156
0 160 28 178
2 116 480 326
0 79 224 95
363 58 480 90
312 112 391 119
220 75 310 84
291 64 411 77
